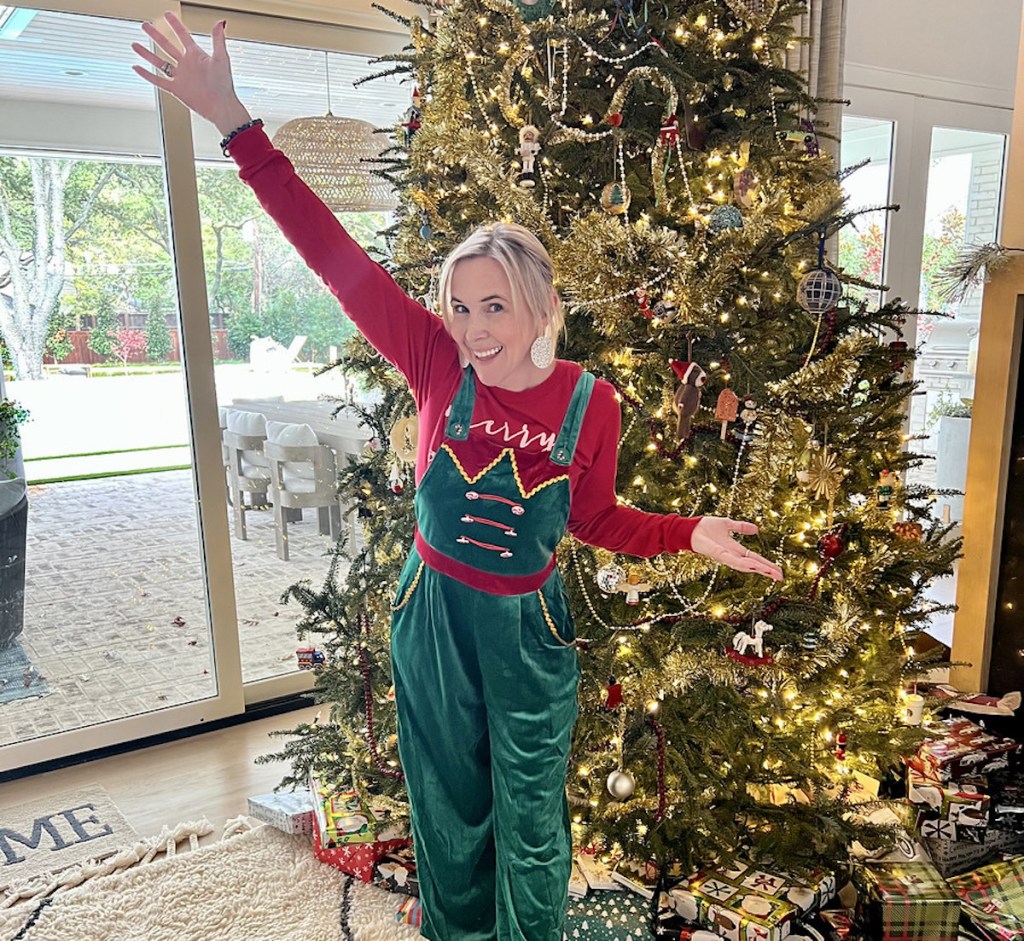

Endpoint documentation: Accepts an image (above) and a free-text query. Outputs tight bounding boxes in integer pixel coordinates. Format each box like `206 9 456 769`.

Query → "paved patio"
0 469 345 747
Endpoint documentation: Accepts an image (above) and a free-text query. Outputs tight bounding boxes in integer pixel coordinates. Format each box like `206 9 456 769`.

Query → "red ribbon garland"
358 610 404 780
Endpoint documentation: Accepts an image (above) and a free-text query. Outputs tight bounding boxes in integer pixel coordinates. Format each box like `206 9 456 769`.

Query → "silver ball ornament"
606 769 636 800
596 563 626 594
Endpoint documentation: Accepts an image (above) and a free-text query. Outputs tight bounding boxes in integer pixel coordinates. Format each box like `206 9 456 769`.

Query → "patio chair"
223 409 272 540
264 420 342 561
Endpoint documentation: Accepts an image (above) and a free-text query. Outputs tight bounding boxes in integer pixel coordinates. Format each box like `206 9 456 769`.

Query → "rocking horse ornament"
728 619 774 665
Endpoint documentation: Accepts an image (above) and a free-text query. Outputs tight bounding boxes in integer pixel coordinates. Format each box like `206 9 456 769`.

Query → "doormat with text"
0 786 137 891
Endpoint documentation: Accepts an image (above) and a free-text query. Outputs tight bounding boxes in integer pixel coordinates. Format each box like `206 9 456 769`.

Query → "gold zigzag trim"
438 443 569 500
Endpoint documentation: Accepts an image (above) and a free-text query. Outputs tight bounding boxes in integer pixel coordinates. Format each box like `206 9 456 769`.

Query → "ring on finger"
161 62 173 76
743 548 750 558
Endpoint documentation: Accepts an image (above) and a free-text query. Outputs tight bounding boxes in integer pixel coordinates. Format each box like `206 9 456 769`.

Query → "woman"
132 15 782 940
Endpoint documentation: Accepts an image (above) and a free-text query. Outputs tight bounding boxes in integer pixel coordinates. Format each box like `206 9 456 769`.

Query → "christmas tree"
264 0 961 873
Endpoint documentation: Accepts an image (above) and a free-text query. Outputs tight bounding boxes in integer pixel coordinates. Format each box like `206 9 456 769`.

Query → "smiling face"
447 256 552 391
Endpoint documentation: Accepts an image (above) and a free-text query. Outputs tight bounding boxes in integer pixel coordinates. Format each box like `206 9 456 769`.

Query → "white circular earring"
530 329 554 369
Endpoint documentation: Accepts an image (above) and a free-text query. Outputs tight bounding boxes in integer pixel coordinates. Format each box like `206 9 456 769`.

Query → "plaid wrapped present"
918 718 1019 782
947 855 1024 941
564 889 649 941
858 861 960 940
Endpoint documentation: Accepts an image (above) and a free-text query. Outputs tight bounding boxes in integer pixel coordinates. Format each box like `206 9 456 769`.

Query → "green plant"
0 398 29 477
928 392 973 427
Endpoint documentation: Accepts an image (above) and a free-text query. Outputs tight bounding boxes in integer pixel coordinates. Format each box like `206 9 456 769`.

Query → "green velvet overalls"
390 366 595 941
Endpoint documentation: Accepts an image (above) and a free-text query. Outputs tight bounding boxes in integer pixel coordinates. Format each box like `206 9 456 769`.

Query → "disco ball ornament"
606 769 636 800
709 204 743 235
596 563 626 594
796 267 843 315
600 181 631 215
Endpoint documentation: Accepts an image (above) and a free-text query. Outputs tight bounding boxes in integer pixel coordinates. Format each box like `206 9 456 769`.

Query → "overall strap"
444 366 476 440
550 371 595 466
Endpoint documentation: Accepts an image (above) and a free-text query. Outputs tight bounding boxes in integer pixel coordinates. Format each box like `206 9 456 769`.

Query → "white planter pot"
935 414 971 522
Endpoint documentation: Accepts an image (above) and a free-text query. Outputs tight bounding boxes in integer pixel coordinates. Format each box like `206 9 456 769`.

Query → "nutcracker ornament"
727 619 774 665
402 88 422 147
834 731 848 762
877 469 897 507
670 360 707 441
659 113 680 146
604 677 624 710
517 125 542 188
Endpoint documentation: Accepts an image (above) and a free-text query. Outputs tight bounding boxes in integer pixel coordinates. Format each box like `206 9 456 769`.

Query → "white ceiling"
0 8 409 128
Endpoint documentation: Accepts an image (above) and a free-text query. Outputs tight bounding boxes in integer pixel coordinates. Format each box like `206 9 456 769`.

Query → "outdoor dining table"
227 399 372 459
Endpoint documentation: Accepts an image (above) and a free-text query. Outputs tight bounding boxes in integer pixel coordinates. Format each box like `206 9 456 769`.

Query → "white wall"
845 0 1022 109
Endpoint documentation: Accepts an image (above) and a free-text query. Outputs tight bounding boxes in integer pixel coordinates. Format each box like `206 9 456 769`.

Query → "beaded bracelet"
219 117 263 156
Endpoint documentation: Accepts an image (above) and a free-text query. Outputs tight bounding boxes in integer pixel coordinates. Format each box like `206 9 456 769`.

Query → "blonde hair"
437 223 565 349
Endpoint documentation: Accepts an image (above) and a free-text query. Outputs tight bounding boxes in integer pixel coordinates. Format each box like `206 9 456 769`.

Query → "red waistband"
414 530 557 596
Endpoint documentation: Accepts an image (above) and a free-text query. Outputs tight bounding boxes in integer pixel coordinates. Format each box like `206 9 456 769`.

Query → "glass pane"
839 116 894 310
910 126 1006 646
190 38 407 684
909 128 1006 502
0 10 216 745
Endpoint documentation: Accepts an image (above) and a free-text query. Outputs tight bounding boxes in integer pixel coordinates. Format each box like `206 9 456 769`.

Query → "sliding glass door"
0 0 407 772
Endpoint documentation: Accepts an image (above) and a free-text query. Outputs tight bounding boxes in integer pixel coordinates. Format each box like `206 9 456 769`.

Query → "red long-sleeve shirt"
229 127 699 585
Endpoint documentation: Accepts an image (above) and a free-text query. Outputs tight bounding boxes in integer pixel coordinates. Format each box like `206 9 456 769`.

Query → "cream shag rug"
0 822 418 941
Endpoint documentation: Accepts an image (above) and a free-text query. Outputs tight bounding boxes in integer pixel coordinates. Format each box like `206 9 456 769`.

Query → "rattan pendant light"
272 52 396 213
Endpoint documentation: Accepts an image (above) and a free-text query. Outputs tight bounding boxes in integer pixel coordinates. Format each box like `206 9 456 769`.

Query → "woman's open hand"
131 12 250 136
690 517 783 581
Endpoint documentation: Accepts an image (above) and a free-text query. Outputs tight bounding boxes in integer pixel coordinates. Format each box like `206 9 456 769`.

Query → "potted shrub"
929 393 972 523
0 396 29 648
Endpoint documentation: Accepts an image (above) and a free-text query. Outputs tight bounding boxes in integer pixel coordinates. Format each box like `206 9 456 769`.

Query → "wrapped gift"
564 889 649 941
611 858 661 899
246 787 315 835
947 855 1024 941
907 762 990 842
857 861 960 941
312 824 410 882
925 828 1024 877
396 896 422 928
309 773 406 848
670 860 834 941
374 844 418 896
917 717 1019 782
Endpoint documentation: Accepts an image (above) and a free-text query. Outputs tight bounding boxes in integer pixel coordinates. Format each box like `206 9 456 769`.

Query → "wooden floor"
0 705 320 841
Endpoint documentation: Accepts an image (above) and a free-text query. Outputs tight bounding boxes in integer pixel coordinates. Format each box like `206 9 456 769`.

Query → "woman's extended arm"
568 383 783 580
131 13 457 394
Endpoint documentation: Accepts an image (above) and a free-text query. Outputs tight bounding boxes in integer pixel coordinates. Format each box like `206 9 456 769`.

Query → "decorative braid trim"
536 591 577 648
390 561 425 611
